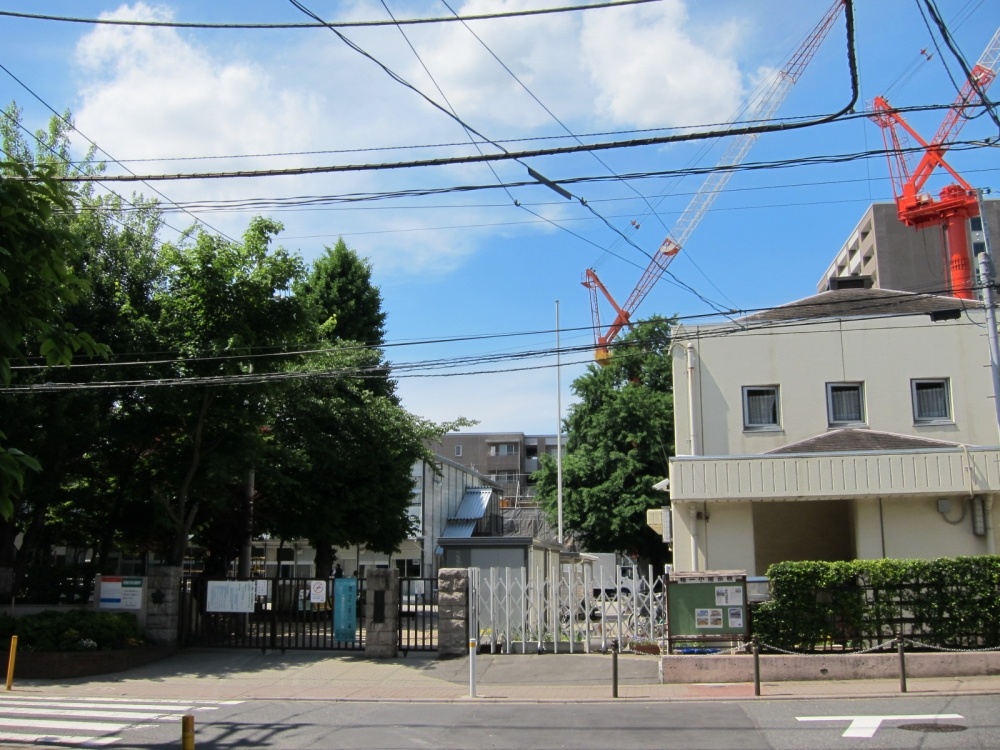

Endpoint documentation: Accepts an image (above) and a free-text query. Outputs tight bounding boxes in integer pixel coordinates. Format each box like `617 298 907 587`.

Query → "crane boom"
870 26 1000 300
584 0 845 363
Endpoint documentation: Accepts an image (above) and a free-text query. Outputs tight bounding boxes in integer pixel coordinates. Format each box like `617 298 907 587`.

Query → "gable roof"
739 288 980 326
766 428 963 455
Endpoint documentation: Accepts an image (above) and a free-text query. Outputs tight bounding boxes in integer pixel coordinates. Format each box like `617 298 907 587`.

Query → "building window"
489 443 519 456
454 445 462 458
827 382 865 425
912 379 951 422
743 386 780 429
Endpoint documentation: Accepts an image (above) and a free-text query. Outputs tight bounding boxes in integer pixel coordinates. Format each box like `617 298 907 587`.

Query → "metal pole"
752 638 761 697
181 713 195 750
973 189 1000 442
897 638 908 694
469 637 478 698
612 648 619 698
556 300 564 545
5 635 16 690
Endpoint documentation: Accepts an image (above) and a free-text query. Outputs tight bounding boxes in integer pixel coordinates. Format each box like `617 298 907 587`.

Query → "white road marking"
0 731 121 746
797 714 965 738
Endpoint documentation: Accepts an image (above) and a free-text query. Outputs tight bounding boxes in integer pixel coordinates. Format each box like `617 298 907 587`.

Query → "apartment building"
817 199 1000 295
432 432 565 504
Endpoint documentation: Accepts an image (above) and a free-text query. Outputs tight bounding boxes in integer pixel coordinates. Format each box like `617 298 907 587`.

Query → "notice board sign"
333 577 358 642
666 570 748 649
99 576 144 610
206 581 255 613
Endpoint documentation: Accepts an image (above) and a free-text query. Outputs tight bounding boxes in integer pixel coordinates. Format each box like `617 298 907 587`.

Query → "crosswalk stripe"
0 699 206 712
0 717 131 732
0 731 121 746
1 706 174 720
0 697 239 747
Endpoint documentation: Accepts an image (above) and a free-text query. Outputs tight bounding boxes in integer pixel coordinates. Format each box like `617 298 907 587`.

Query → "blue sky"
2 0 998 434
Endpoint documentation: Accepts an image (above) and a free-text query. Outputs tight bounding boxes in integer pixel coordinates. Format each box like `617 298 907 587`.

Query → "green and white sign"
99 576 144 610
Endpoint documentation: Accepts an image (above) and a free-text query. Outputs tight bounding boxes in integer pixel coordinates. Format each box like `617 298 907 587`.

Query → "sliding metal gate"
471 565 666 653
180 576 366 652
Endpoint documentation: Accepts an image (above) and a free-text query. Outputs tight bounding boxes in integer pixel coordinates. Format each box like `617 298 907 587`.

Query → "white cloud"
67 0 752 278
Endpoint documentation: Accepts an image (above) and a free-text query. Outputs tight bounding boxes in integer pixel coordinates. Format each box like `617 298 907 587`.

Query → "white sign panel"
715 585 743 606
309 580 327 603
99 576 144 610
206 581 255 613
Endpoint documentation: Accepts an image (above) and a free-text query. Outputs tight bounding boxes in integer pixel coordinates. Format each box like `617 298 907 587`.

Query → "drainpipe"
689 506 699 570
686 344 699 456
986 497 996 555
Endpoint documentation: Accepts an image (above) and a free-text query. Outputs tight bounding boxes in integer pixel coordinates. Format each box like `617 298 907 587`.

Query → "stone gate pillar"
365 568 400 658
144 566 182 647
437 568 469 658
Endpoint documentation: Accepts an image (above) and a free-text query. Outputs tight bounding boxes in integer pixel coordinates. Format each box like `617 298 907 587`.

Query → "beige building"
817 200 1000 296
662 287 1000 575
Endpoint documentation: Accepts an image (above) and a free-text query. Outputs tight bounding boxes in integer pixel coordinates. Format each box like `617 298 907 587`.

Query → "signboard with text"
99 576 144 610
666 570 748 648
333 578 358 642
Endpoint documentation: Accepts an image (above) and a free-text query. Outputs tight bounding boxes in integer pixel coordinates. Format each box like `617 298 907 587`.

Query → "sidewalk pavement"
8 649 1000 703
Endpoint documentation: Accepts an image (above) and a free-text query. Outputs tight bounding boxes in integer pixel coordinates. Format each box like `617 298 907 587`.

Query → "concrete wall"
661 650 1000 683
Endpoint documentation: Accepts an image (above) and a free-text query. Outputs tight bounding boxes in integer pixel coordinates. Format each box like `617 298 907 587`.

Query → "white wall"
673 309 997 458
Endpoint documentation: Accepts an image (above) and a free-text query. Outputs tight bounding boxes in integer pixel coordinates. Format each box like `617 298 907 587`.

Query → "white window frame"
454 444 462 458
912 378 952 423
827 382 866 426
742 386 781 430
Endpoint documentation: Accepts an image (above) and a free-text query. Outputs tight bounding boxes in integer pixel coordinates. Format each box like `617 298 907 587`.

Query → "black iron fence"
180 576 366 652
399 577 438 654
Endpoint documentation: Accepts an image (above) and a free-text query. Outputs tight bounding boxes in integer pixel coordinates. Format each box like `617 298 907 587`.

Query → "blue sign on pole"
333 577 358 642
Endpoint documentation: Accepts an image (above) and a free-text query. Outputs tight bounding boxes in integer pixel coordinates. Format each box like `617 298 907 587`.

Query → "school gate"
179 575 438 654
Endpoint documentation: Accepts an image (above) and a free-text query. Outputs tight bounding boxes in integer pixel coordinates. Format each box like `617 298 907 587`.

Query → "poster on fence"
333 577 358 641
206 581 255 613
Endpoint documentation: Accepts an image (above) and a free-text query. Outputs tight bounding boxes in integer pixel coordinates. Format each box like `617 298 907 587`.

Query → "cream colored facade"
665 289 1000 575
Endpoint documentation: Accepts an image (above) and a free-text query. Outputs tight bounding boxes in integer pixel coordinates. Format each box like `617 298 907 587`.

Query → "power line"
0 0 664 30
0 62 237 242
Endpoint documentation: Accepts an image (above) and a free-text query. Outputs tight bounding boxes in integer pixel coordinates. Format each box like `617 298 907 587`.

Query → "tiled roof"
738 288 980 325
766 428 963 454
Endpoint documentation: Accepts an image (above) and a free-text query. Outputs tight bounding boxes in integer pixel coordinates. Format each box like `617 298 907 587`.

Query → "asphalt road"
16 694 995 749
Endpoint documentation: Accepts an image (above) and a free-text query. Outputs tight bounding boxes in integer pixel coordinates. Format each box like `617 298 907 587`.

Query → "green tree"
0 160 103 520
255 242 459 576
142 217 310 565
0 105 162 577
534 317 674 565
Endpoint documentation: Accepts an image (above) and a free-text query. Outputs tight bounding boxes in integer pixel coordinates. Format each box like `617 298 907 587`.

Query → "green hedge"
0 610 146 652
751 557 1000 652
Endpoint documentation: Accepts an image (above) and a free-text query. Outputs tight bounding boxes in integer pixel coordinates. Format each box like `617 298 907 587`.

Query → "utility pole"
972 189 1000 441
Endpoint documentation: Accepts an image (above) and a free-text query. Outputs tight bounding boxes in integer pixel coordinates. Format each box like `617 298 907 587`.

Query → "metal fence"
472 565 666 654
398 577 438 653
180 576 366 652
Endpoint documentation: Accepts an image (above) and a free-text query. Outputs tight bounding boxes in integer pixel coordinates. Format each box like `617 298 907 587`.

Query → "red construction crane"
583 0 845 364
870 27 1000 300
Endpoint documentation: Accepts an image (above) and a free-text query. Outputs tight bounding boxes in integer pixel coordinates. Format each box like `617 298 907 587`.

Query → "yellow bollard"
6 635 17 691
181 714 195 750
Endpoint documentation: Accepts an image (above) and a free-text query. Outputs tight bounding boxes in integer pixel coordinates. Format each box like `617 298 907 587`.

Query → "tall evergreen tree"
534 317 674 566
